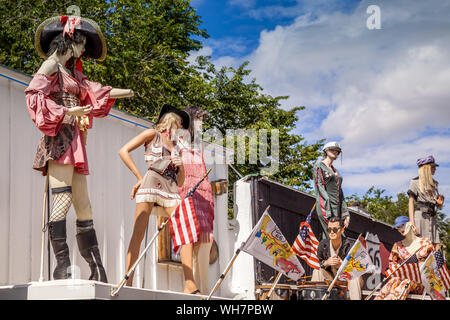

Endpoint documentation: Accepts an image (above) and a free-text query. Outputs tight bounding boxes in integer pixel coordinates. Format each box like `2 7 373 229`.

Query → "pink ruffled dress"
25 68 115 175
178 148 214 243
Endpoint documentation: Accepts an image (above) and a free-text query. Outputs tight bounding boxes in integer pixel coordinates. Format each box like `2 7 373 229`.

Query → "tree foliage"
0 0 323 191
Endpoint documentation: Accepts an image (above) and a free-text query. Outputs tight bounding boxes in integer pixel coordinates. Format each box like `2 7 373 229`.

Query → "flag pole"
364 246 421 300
206 204 271 300
111 218 171 297
321 233 363 300
206 244 244 300
111 169 212 297
39 174 49 282
265 272 283 300
266 202 317 300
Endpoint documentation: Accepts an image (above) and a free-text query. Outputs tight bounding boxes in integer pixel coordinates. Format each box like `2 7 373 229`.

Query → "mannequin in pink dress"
26 14 133 282
177 106 215 295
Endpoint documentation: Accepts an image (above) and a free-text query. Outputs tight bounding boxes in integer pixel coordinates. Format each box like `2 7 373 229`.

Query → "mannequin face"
327 221 343 240
326 148 340 161
71 36 87 59
396 221 412 237
431 166 436 175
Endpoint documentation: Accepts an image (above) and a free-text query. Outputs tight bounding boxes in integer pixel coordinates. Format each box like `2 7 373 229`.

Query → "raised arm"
119 129 156 199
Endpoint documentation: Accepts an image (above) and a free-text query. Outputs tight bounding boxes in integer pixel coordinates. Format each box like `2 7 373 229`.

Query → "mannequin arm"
110 88 134 99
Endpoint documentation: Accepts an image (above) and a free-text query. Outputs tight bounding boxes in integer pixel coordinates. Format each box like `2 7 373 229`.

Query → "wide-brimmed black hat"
156 104 190 130
34 15 107 61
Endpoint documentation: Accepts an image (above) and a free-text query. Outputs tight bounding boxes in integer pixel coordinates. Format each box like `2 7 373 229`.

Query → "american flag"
168 196 199 254
435 249 450 291
385 253 421 283
292 211 320 270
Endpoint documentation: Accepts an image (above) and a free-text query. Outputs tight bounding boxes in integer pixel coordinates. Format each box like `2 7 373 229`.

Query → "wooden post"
39 175 49 282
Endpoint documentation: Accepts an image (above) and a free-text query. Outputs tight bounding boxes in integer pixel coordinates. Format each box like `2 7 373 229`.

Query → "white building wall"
0 65 234 296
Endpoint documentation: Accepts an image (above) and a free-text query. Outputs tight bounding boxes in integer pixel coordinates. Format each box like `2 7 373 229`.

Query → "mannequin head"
155 112 183 138
418 164 437 193
47 31 87 59
322 141 342 162
327 217 344 241
396 221 413 237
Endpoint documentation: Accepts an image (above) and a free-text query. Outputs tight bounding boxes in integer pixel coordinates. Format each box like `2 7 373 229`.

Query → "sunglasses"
327 227 341 234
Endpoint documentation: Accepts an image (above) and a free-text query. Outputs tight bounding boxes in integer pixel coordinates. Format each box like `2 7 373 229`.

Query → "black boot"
76 220 108 283
48 219 71 280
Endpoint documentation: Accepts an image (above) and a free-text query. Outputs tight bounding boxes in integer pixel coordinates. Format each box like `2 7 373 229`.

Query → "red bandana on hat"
60 15 83 73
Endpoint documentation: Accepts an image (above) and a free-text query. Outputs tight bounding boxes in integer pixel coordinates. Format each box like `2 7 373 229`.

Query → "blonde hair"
418 164 437 193
155 112 182 133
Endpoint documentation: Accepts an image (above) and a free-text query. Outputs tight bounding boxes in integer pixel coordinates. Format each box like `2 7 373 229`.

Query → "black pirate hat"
34 15 107 61
156 104 190 130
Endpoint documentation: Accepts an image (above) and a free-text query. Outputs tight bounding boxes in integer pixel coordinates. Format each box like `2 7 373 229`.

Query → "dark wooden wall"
248 176 402 286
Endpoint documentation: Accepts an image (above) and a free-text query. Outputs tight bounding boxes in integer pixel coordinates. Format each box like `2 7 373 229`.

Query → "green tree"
0 0 323 215
191 59 323 191
0 0 209 119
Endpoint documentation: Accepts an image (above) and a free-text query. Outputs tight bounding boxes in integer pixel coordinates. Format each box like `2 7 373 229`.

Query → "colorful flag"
385 254 421 283
241 209 305 281
337 235 376 281
435 249 450 291
292 212 320 270
420 253 446 300
168 196 199 254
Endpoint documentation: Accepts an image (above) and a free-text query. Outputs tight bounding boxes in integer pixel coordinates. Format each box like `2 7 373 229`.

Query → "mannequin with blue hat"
375 215 434 299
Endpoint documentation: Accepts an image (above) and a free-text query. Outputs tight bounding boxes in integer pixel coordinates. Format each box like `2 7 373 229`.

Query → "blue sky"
189 0 450 218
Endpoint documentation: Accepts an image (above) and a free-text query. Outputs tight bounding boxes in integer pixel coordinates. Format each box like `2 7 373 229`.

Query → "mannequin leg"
47 161 74 279
126 202 154 286
72 171 107 282
193 241 212 294
164 206 199 294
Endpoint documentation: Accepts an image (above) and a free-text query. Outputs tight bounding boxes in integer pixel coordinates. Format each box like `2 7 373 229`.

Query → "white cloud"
194 0 450 216
243 1 450 165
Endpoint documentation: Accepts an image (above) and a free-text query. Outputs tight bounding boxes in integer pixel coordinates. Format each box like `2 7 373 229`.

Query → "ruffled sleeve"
25 73 68 136
77 71 116 127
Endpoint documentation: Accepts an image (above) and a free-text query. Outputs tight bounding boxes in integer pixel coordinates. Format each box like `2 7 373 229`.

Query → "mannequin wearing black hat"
407 156 444 250
119 106 203 294
26 15 134 283
375 216 433 300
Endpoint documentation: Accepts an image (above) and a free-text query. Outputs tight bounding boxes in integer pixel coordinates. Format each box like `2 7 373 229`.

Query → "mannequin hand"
435 195 445 207
131 179 142 200
171 155 183 167
344 216 350 228
411 224 419 236
67 105 92 116
325 256 341 267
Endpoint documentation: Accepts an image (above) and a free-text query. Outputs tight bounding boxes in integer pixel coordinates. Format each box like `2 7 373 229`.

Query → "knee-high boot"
48 219 71 280
76 219 108 283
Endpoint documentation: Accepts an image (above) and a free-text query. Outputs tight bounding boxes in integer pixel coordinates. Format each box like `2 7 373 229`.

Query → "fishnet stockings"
49 191 73 222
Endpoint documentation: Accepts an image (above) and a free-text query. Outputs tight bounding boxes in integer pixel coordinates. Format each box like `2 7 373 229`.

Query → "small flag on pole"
435 249 450 291
292 212 320 270
385 253 421 283
168 196 199 254
337 235 376 281
241 209 305 281
420 252 446 300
